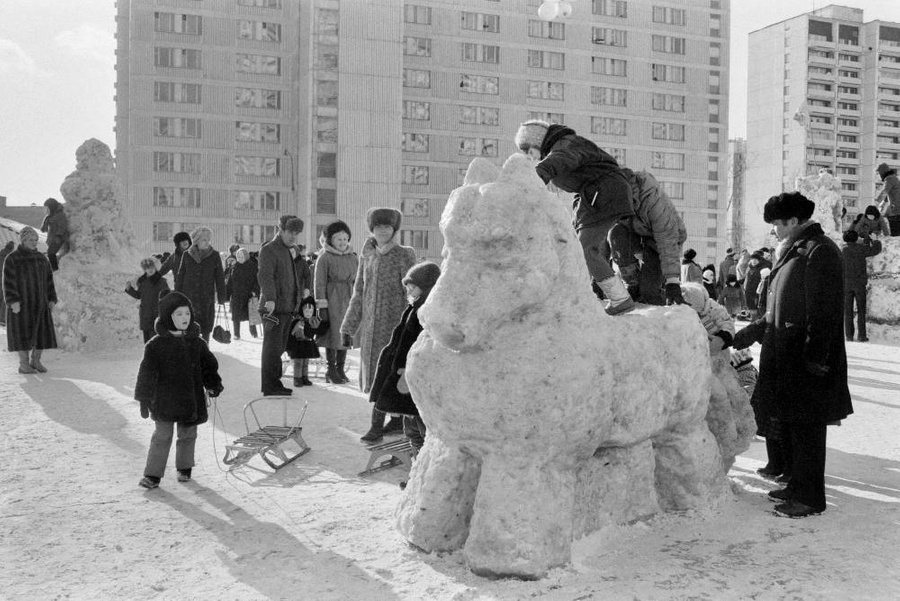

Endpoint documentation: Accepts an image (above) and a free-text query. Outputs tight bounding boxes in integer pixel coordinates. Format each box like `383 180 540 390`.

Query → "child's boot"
360 407 386 444
18 351 36 374
293 359 304 387
177 468 192 482
300 359 312 386
30 349 47 373
597 276 636 315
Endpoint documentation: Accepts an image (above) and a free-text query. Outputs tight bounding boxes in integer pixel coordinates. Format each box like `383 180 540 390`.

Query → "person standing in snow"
340 207 416 443
701 267 718 301
314 219 358 384
175 227 227 343
717 248 737 295
134 291 223 489
841 230 882 342
680 249 703 285
225 248 259 340
875 162 900 235
733 191 852 518
125 256 170 343
158 231 191 279
285 296 328 387
40 197 69 271
0 240 14 324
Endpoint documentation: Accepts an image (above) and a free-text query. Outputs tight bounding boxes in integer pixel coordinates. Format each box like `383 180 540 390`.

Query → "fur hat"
864 205 881 220
763 192 815 223
702 269 715 284
514 120 550 152
157 291 193 331
366 207 402 233
323 220 352 244
683 248 697 261
402 261 441 293
680 282 709 314
140 256 160 271
730 348 753 368
726 273 738 284
173 231 192 247
43 197 63 213
877 163 895 179
282 217 304 233
843 230 860 243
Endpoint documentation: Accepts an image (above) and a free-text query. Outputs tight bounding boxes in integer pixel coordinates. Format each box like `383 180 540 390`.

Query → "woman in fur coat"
175 227 227 342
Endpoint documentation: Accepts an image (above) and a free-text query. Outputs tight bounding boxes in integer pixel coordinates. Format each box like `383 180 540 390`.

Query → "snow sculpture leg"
652 422 727 510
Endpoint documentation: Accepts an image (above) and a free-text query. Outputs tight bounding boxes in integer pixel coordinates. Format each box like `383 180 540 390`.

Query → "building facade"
116 0 730 266
746 4 900 237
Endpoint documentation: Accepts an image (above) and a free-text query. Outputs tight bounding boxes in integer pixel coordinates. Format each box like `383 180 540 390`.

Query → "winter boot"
360 407 386 444
177 469 192 482
335 349 350 384
597 276 636 315
18 351 37 374
325 348 340 383
139 476 161 489
293 359 305 387
383 415 405 435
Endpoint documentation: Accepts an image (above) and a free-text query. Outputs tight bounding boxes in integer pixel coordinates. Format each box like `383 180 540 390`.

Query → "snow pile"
399 155 753 578
867 238 900 342
54 139 143 352
795 169 843 236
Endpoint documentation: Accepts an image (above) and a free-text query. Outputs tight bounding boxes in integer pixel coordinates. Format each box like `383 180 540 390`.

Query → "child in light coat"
680 282 734 354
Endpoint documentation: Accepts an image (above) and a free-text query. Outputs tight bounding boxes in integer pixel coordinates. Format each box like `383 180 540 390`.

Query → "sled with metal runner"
359 437 414 477
222 396 310 469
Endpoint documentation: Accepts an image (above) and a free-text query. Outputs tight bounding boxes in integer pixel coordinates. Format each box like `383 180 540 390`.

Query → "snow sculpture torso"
796 169 843 236
398 154 753 578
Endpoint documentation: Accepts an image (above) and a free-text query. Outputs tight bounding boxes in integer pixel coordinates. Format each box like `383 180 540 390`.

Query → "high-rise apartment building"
116 0 730 265
746 4 900 235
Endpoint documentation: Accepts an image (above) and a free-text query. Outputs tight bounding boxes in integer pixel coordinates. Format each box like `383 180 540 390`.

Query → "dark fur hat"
366 207 402 233
323 220 352 244
402 261 441 293
843 230 859 243
683 248 697 261
864 205 881 219
157 290 193 331
763 192 815 223
173 231 192 247
877 163 896 179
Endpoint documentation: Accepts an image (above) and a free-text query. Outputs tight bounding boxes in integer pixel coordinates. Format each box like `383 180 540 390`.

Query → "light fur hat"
702 269 715 284
514 119 550 151
679 282 710 313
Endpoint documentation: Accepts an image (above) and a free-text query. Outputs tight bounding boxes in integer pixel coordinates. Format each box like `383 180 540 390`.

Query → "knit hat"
763 192 815 223
366 207 402 233
730 348 753 369
514 120 550 152
402 261 441 293
679 282 709 313
323 220 352 244
19 225 38 242
683 248 697 261
702 269 715 285
157 291 193 331
877 163 895 179
864 205 881 219
759 267 771 280
173 231 192 247
843 230 859 243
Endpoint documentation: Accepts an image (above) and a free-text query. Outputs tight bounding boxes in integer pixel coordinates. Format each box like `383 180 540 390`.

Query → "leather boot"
18 351 37 374
360 407 386 443
335 349 350 384
325 348 340 383
30 349 48 373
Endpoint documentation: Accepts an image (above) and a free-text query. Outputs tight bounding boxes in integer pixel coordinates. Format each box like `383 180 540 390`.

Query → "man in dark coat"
841 230 881 342
733 192 852 518
717 248 737 295
875 162 900 235
158 231 192 278
125 256 170 343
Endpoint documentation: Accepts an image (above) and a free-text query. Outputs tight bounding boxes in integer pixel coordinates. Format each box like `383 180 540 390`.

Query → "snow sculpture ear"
464 158 500 188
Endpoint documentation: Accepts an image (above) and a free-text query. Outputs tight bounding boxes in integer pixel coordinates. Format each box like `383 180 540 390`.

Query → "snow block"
398 155 751 578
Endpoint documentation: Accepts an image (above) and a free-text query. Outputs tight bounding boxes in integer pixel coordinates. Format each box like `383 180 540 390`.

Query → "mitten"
207 384 224 398
665 283 686 306
140 402 150 419
732 328 755 350
341 333 353 348
396 369 409 395
318 308 329 322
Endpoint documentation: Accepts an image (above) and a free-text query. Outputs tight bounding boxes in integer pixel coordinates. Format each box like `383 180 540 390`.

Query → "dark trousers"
844 284 867 340
576 217 621 283
233 319 258 339
403 415 427 452
260 314 292 393
888 215 900 237
785 422 827 511
142 329 154 343
613 229 665 305
47 239 64 271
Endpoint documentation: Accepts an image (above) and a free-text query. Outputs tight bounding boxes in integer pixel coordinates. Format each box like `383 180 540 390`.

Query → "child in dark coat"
286 296 329 387
125 256 170 343
719 273 744 318
370 261 441 458
134 291 223 489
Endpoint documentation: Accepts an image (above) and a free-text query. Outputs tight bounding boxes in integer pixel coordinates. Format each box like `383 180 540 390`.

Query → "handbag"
248 296 262 326
212 304 232 344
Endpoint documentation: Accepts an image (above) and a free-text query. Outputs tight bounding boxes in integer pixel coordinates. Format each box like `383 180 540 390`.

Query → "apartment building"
116 0 730 265
746 4 900 231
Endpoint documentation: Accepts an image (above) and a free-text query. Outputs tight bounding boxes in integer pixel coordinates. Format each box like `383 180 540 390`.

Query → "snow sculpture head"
420 155 588 351
794 169 843 235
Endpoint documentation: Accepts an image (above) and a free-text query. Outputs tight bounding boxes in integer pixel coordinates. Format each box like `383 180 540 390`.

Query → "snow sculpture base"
398 155 753 579
866 237 900 342
55 139 143 352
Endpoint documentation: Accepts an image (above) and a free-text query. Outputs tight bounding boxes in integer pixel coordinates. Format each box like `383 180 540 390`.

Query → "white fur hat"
514 120 550 152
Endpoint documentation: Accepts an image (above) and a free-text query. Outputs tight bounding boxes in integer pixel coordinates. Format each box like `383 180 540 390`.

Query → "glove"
264 300 275 313
396 369 409 395
207 384 224 398
140 402 150 419
10 302 21 314
318 308 329 322
341 333 353 348
732 328 755 351
804 361 830 377
665 283 685 306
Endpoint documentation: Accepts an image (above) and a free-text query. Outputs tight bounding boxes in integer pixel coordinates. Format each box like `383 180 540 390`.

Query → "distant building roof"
0 216 48 251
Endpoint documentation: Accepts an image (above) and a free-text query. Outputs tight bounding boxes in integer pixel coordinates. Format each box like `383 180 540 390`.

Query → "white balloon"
537 1 560 20
558 1 573 17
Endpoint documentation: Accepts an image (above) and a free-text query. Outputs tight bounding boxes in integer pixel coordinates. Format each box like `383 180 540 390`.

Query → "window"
316 80 338 107
527 111 564 124
238 0 281 7
709 42 721 66
317 152 336 178
651 152 685 170
709 72 721 94
462 43 500 64
235 88 281 109
153 117 202 138
404 68 431 89
238 21 281 42
591 87 627 107
709 99 720 123
652 35 685 54
838 69 860 79
606 147 626 164
836 150 857 159
153 187 201 208
233 224 278 245
404 37 432 57
839 52 860 62
404 4 431 25
652 6 686 25
808 98 832 108
592 28 627 47
838 101 859 111
155 13 202 35
659 181 684 199
591 117 627 136
709 14 721 38
153 222 174 242
316 189 336 214
808 49 834 60
837 133 858 143
401 230 429 250
235 121 280 143
236 54 281 75
316 8 339 35
528 50 564 70
810 115 832 124
592 0 627 18
459 74 499 94
652 122 685 141
404 101 431 121
315 44 338 69
651 63 685 83
592 57 627 76
316 117 337 143
154 82 201 104
154 47 201 69
836 166 857 176
528 19 564 40
401 198 429 217
839 24 859 46
808 66 833 76
458 137 498 157
459 105 499 125
234 156 280 177
403 166 429 185
402 133 430 153
526 80 564 100
707 185 718 209
460 11 499 33
808 82 833 93
234 191 280 211
153 152 200 173
652 93 685 112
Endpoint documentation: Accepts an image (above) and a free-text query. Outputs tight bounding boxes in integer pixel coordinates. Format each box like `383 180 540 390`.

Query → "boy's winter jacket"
841 238 882 286
126 272 170 331
370 296 425 417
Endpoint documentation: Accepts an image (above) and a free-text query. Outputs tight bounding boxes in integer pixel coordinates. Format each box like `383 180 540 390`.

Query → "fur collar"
320 242 355 256
187 244 216 263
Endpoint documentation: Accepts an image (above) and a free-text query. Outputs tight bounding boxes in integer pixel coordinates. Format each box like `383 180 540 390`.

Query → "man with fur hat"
841 229 882 342
341 207 416 442
875 162 899 235
733 191 852 518
158 231 192 278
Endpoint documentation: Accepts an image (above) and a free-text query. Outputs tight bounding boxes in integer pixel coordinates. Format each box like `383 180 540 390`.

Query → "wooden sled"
359 437 414 477
223 396 310 470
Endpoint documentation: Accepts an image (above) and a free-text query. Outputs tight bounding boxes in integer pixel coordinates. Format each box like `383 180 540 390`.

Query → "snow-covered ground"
2 326 899 600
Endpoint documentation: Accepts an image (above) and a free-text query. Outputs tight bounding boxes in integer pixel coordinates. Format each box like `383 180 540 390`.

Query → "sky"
4 0 900 207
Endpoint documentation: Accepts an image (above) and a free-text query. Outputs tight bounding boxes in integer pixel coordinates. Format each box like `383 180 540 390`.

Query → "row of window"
153 82 282 109
404 3 699 28
152 152 282 176
152 118 280 142
154 47 283 75
153 188 280 210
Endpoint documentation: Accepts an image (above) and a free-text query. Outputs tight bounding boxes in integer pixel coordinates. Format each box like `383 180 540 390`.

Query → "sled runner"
359 438 414 477
222 396 310 469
